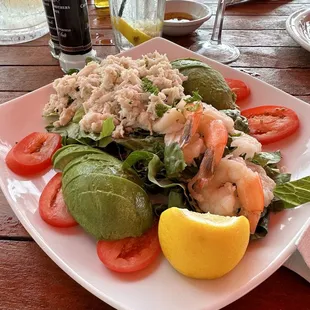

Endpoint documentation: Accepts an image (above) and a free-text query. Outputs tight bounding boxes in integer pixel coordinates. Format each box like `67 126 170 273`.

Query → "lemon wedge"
112 17 152 46
158 207 250 279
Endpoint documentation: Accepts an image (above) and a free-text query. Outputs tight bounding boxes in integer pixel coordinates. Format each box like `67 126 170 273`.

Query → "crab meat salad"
6 53 310 279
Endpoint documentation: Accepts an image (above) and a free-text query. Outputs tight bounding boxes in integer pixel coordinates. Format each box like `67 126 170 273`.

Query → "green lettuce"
251 151 291 185
114 136 164 157
273 176 310 209
72 108 85 123
122 150 199 212
152 188 187 216
164 142 187 178
46 117 115 148
222 109 249 133
251 208 270 240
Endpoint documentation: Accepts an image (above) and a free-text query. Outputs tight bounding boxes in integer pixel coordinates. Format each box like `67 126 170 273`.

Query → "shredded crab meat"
43 51 187 138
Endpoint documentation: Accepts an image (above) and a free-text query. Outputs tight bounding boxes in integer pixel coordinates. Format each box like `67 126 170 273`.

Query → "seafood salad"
6 52 309 279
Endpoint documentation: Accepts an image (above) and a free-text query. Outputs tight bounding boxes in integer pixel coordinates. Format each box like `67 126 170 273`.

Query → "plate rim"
0 37 309 310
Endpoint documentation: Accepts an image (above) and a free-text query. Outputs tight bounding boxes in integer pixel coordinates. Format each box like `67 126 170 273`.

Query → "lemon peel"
158 207 250 279
112 17 151 46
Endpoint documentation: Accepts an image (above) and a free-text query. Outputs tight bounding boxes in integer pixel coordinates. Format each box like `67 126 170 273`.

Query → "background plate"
1 38 310 310
286 8 310 52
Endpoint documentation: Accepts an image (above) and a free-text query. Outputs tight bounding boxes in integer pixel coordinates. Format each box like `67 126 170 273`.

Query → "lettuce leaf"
72 108 85 123
164 142 187 178
222 109 249 133
114 136 164 157
251 151 282 166
251 151 291 185
273 176 310 209
122 150 199 212
46 118 115 148
99 117 115 139
251 208 270 240
152 188 188 216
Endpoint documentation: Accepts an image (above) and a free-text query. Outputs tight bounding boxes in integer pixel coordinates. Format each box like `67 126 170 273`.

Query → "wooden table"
1 0 310 309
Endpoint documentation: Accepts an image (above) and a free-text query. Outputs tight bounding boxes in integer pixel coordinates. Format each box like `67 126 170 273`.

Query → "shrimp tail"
187 149 215 202
237 172 264 234
179 110 202 148
179 118 193 148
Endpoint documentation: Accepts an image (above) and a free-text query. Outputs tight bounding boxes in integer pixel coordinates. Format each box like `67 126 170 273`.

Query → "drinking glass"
109 0 166 51
0 0 49 45
95 0 109 9
190 0 240 64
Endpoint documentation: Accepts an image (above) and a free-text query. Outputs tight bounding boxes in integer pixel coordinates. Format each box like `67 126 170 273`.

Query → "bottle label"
42 0 59 44
52 0 92 55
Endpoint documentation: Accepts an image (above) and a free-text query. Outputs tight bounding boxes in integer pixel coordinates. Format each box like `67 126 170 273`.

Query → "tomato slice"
225 78 250 102
39 173 77 228
97 224 161 273
5 132 61 176
241 105 300 145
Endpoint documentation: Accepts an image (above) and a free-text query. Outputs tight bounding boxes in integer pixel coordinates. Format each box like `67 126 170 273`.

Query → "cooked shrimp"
176 99 235 134
190 156 265 234
246 161 276 206
173 102 228 165
231 131 262 159
152 107 186 134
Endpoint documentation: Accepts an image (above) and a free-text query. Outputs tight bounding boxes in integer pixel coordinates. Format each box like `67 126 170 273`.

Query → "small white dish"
286 8 310 52
163 0 212 36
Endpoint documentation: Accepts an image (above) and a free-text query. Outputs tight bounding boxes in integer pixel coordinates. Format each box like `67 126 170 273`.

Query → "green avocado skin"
171 58 237 110
53 145 154 240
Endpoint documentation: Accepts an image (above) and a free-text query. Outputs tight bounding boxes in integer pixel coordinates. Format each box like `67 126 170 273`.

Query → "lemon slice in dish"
113 17 152 46
158 207 250 279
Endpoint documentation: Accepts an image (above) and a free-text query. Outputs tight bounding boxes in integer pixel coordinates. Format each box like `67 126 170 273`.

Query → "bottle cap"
59 49 97 73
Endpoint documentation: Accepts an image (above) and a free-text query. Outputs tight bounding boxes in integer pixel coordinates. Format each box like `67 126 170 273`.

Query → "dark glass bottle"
42 0 61 59
52 0 96 72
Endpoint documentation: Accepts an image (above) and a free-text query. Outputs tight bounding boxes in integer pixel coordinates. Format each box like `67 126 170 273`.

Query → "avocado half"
53 145 154 240
171 58 237 110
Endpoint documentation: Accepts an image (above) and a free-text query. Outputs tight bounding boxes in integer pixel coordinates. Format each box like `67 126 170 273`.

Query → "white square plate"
1 38 310 310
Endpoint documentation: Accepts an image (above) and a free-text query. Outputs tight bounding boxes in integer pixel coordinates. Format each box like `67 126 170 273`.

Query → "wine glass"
190 0 240 64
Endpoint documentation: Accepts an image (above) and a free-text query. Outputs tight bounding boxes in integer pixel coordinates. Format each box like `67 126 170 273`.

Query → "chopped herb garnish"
142 77 159 95
66 68 79 75
85 56 100 65
184 91 202 103
155 103 170 117
185 103 200 112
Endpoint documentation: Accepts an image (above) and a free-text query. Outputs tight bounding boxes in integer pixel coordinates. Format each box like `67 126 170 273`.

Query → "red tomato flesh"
5 132 61 176
225 78 250 102
241 105 300 145
39 173 77 228
97 224 161 273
